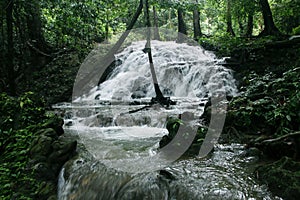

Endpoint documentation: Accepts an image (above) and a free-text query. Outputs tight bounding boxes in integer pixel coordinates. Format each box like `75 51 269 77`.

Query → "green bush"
227 67 300 136
292 25 300 35
0 92 51 199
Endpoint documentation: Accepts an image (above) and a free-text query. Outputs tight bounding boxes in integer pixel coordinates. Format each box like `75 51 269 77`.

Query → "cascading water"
55 40 280 199
76 41 236 101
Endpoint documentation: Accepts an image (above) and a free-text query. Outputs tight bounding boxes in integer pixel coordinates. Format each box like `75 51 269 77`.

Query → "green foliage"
227 67 300 136
40 0 131 50
199 34 245 56
272 0 300 34
0 92 54 199
292 25 300 35
199 35 278 56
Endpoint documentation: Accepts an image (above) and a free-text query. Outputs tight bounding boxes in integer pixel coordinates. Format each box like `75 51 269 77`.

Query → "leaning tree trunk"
177 8 187 43
6 0 16 95
193 2 202 41
153 5 161 40
245 10 254 37
259 0 281 36
226 0 235 36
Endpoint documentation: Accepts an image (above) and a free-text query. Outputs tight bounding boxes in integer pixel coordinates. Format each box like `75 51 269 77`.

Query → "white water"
76 40 237 102
56 41 279 199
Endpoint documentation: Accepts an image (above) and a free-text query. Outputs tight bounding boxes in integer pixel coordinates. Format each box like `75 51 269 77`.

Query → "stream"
55 40 280 199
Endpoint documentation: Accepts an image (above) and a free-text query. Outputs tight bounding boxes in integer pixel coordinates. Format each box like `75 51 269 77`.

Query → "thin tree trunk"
6 0 16 95
105 12 109 40
97 0 143 86
153 5 161 40
144 0 164 101
245 11 254 37
177 8 187 43
193 2 202 41
226 0 235 36
0 2 5 90
259 0 281 36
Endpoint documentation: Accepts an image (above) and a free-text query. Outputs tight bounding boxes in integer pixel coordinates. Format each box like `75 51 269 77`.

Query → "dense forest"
1 0 300 97
1 0 300 199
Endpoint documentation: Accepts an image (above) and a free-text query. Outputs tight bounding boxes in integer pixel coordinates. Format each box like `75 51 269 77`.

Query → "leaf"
286 115 291 121
20 101 24 108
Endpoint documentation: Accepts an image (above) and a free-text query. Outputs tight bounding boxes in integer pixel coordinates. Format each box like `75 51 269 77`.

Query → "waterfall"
75 40 237 102
55 40 278 200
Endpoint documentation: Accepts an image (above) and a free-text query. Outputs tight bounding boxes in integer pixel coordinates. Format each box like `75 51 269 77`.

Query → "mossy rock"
30 134 55 159
37 181 56 200
42 117 64 136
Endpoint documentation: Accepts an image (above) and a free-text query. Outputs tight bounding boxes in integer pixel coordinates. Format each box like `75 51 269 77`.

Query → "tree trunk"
259 0 281 36
105 12 109 40
177 8 187 43
25 0 49 52
226 0 235 36
97 0 143 86
152 5 161 40
6 0 16 95
193 2 202 41
245 10 254 37
0 2 4 89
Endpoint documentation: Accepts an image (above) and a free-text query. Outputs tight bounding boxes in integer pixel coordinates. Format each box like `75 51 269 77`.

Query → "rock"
36 128 58 139
33 162 55 180
159 135 171 148
42 116 64 136
166 117 181 139
30 134 54 159
159 169 175 181
131 91 146 99
245 147 262 157
48 140 77 174
37 181 56 200
47 195 57 200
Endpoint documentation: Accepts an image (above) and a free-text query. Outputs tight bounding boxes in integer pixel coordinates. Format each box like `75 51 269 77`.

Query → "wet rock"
33 162 55 180
245 147 262 157
159 117 205 157
27 116 77 199
49 140 77 165
42 116 64 136
159 169 175 181
131 90 146 99
159 135 171 148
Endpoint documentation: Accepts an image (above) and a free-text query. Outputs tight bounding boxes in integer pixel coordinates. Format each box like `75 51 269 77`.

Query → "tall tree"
25 0 49 52
6 0 16 95
226 0 235 36
193 0 202 41
177 7 187 43
259 0 281 36
245 10 254 37
152 5 161 40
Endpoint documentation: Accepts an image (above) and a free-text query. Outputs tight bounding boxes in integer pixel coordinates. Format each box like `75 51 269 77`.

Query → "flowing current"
56 41 279 199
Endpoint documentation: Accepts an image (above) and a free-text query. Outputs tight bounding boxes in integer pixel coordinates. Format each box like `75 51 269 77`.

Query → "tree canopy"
1 0 299 95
